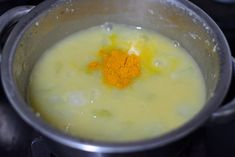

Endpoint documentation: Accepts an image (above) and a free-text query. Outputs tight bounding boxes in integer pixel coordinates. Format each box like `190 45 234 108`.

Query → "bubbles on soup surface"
28 23 206 142
101 22 113 32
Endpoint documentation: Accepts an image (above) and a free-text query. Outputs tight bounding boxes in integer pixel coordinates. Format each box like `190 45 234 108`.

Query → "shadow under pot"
0 0 235 157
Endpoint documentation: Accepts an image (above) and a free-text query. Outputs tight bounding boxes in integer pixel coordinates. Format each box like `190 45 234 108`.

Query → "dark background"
0 0 235 157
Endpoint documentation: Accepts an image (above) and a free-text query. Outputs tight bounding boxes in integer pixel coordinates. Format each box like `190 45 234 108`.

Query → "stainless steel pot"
0 0 235 156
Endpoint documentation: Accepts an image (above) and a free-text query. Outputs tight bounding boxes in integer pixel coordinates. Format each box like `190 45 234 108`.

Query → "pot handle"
208 57 235 125
0 6 34 54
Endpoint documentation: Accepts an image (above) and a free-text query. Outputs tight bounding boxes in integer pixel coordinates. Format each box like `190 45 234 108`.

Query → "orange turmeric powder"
88 49 141 88
88 61 100 71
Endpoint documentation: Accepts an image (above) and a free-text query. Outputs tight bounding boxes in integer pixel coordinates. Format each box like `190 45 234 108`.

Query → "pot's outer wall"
1 0 232 154
14 0 221 99
46 136 191 157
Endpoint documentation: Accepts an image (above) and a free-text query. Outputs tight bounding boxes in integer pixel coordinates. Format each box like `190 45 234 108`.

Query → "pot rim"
1 0 232 153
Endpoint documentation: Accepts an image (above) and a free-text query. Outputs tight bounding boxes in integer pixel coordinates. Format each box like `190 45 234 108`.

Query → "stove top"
0 0 235 157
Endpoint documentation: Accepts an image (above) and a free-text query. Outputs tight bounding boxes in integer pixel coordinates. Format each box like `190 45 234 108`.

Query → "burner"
0 1 235 157
31 137 53 157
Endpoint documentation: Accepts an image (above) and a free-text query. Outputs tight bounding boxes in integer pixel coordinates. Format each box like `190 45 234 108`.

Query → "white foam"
67 92 87 106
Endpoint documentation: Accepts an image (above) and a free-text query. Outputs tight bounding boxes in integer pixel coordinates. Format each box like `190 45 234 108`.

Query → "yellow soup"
28 23 206 142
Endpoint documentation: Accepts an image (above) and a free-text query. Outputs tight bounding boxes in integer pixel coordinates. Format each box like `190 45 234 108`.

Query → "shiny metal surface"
0 6 34 156
209 58 235 124
0 0 233 156
0 6 34 51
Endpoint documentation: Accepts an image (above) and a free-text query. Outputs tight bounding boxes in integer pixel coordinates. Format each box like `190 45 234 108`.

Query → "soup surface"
28 23 206 142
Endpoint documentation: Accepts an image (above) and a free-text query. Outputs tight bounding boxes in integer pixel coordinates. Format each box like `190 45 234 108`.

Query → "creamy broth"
28 24 206 142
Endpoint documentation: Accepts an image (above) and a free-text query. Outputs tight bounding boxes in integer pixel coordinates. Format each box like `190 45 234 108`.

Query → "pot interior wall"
13 0 219 111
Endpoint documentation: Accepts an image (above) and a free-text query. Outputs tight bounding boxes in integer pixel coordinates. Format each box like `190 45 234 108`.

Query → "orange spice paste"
88 49 141 88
